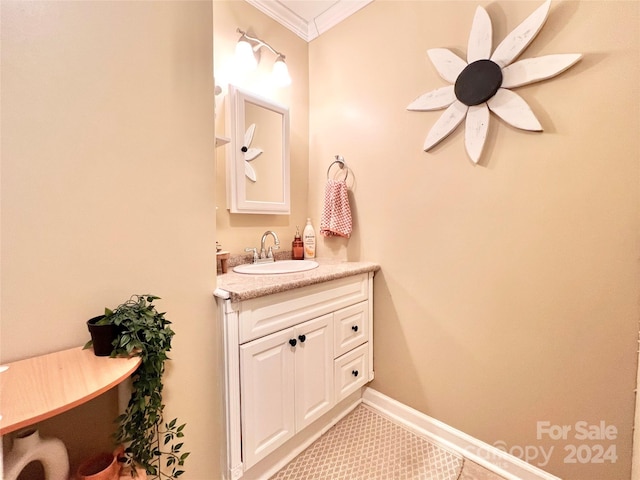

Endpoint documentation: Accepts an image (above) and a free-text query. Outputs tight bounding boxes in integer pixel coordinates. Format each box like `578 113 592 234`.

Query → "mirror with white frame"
227 84 290 214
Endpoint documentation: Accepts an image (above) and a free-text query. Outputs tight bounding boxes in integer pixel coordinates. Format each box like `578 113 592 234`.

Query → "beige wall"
213 1 309 255
309 1 639 479
5 1 636 479
1 1 220 477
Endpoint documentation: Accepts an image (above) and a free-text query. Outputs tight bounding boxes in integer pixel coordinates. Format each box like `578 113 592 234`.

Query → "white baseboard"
362 388 562 480
632 336 640 480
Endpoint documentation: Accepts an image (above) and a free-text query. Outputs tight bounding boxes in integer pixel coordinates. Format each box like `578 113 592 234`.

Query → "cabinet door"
240 328 296 469
294 314 334 431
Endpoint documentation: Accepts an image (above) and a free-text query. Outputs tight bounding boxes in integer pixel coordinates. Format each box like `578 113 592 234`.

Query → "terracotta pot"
76 452 119 480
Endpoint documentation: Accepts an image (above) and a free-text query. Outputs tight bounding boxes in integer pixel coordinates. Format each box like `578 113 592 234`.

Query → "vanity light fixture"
235 28 292 87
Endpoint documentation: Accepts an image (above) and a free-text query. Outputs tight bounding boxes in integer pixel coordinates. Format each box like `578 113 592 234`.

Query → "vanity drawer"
334 344 369 402
334 301 368 358
238 274 368 344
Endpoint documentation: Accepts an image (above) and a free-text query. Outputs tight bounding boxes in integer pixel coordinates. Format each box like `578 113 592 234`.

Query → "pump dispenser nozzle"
292 226 304 260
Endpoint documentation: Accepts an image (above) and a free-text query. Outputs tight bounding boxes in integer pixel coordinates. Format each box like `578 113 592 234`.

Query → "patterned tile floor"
270 404 506 480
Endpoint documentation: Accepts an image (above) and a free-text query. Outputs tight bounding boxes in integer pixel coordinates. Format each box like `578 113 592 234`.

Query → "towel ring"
327 155 349 181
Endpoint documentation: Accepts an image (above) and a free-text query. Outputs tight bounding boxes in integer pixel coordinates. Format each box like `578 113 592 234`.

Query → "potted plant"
86 315 120 356
85 295 189 479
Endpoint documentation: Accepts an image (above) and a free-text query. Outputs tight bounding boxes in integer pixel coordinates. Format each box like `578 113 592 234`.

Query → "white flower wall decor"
242 123 263 182
407 0 582 164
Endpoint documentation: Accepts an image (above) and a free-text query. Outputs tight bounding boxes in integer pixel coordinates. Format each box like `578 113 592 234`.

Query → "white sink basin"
233 260 319 275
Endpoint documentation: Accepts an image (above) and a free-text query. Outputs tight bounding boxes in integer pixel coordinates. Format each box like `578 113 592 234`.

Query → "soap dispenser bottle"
292 226 304 260
303 218 316 259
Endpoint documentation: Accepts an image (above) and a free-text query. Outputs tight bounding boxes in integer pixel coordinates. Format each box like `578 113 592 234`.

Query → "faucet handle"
245 247 258 263
267 244 280 259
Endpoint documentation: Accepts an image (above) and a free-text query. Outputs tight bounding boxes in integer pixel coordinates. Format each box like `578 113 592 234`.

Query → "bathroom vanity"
215 260 379 480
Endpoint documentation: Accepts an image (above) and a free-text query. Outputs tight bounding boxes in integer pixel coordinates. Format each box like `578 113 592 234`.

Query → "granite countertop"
214 258 380 302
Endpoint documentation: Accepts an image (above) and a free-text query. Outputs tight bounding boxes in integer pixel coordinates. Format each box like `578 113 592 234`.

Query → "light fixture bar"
236 28 286 61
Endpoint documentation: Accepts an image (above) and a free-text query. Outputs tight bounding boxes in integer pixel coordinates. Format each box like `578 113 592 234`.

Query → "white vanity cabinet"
240 314 334 468
216 269 375 480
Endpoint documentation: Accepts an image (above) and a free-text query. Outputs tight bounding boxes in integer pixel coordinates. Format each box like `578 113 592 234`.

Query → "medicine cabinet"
227 84 290 214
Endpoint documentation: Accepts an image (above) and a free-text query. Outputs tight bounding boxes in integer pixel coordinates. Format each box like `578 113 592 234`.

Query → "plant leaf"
106 293 187 479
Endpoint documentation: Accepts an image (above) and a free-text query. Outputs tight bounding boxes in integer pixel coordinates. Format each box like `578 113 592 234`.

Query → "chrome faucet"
245 230 280 264
260 230 280 261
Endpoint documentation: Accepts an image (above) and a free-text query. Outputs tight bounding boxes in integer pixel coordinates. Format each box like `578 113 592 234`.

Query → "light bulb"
272 56 291 87
235 39 257 72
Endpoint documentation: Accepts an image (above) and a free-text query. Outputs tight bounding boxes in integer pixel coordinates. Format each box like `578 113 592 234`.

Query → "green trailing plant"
85 294 189 479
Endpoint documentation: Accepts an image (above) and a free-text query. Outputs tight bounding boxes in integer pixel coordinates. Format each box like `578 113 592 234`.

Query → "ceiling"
246 0 372 42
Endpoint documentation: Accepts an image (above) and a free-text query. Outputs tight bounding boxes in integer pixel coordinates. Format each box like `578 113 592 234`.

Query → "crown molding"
246 0 373 42
313 1 371 40
245 0 310 41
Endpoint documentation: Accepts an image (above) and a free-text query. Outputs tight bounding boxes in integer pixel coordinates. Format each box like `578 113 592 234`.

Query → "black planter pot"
86 315 118 357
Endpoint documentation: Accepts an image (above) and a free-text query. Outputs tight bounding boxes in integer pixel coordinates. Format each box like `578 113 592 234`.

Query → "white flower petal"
501 54 582 88
244 148 263 161
465 104 490 164
245 162 257 182
423 101 468 151
467 6 492 63
490 0 551 68
407 86 456 111
487 88 542 131
244 123 256 147
427 49 467 84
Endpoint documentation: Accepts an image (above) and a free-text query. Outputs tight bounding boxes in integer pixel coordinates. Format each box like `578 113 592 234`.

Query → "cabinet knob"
351 325 359 332
298 334 306 343
288 338 297 347
352 370 359 377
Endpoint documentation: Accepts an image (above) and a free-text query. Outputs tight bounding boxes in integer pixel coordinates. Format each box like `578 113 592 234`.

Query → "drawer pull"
352 370 359 377
298 334 306 343
288 338 297 347
351 325 359 332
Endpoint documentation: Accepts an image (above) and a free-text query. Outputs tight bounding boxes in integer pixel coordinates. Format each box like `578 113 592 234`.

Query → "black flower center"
454 59 503 106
